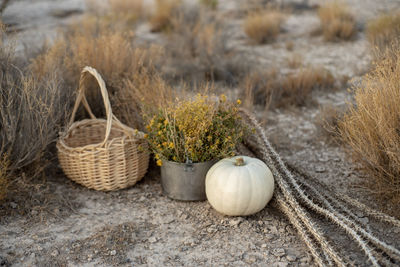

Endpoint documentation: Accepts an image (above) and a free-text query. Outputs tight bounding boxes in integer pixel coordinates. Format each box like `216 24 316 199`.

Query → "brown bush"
318 1 356 41
0 27 72 179
242 67 335 109
30 16 164 125
285 40 294 51
85 0 146 27
242 68 279 110
287 53 303 69
164 4 241 83
280 67 335 107
243 9 285 44
150 0 181 32
366 12 400 59
315 104 344 141
339 46 400 206
115 67 176 130
199 0 218 10
0 156 8 202
109 0 145 21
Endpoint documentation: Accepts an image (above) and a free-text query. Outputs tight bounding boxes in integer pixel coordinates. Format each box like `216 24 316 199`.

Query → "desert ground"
1 0 400 266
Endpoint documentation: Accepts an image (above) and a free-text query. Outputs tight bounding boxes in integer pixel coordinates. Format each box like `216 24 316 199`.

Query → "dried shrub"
366 12 400 59
150 0 181 32
242 68 279 110
30 17 164 126
279 67 335 107
0 156 8 202
315 104 344 141
86 0 146 27
109 0 145 22
199 0 218 10
285 40 294 51
339 46 400 205
318 1 356 41
243 9 285 44
115 67 176 130
145 94 244 164
242 67 335 109
287 53 303 69
0 27 72 178
164 4 238 83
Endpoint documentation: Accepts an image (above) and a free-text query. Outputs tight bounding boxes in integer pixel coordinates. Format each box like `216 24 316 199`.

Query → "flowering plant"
145 94 245 165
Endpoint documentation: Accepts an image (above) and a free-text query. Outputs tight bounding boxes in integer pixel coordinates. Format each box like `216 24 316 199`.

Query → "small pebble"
272 248 285 257
110 250 116 256
229 217 244 227
300 256 309 263
269 226 278 234
51 250 59 257
359 217 369 224
286 254 296 261
148 236 157 243
273 262 288 267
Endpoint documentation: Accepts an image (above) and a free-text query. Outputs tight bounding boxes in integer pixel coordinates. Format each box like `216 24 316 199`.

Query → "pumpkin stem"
235 157 245 166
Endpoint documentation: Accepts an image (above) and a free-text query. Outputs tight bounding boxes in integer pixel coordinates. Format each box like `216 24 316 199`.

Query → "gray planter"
160 159 216 201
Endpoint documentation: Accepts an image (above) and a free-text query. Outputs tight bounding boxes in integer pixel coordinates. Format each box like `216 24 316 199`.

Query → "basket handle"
69 66 115 146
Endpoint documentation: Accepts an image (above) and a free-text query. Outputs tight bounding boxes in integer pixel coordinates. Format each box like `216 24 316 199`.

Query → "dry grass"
0 26 72 180
242 68 279 110
115 67 176 129
200 0 218 10
366 12 400 59
30 16 165 127
287 53 303 69
150 0 181 32
339 45 400 206
318 1 356 41
164 4 240 83
242 67 335 109
285 40 294 51
315 104 344 141
109 0 145 20
0 156 8 202
243 9 285 44
85 0 146 28
280 67 335 107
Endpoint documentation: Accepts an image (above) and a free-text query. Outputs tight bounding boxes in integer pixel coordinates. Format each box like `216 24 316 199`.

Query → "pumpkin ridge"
243 166 254 215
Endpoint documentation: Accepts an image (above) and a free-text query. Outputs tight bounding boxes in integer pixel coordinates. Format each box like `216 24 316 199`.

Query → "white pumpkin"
205 155 274 216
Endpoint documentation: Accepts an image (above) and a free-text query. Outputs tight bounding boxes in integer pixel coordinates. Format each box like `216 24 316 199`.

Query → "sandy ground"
1 0 400 266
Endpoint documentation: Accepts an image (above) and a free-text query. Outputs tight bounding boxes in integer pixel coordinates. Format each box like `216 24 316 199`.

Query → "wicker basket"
57 66 149 191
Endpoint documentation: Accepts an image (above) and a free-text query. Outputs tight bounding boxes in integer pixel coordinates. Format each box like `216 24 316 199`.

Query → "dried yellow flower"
220 94 227 103
145 94 246 163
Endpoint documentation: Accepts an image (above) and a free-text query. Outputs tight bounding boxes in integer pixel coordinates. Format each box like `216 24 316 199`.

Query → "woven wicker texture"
57 66 149 191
